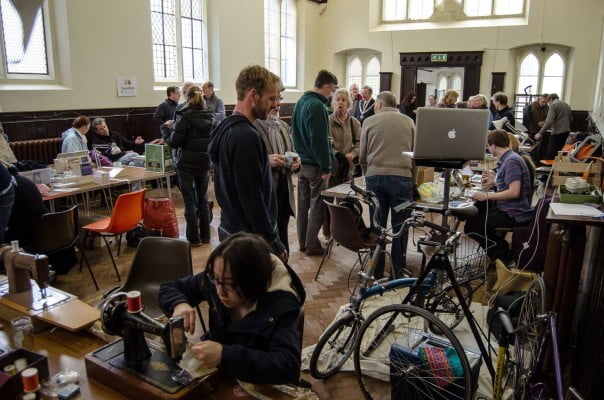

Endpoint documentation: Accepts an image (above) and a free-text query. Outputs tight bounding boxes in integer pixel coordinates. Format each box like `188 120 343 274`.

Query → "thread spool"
21 367 40 392
127 291 142 313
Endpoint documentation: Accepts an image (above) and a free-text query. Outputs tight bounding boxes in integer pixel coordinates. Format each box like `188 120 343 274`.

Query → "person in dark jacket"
162 86 215 246
158 233 305 385
0 162 15 243
90 118 144 165
5 166 49 247
153 86 181 137
208 64 287 260
490 92 516 132
399 91 418 121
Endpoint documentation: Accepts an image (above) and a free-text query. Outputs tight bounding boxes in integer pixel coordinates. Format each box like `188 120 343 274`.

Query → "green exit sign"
431 53 447 62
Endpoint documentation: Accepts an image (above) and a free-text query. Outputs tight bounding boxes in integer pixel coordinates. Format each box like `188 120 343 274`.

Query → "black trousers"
275 173 293 253
464 201 515 263
545 132 570 160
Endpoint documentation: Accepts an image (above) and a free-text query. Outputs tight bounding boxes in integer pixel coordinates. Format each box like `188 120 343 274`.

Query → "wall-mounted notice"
117 77 137 97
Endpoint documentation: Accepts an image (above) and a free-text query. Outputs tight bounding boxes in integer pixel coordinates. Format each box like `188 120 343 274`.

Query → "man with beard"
208 65 287 261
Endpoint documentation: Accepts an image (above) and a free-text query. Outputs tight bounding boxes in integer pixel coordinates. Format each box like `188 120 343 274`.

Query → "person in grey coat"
535 93 573 159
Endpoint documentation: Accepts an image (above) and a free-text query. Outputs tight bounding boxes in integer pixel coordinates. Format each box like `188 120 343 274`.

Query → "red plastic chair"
81 189 146 282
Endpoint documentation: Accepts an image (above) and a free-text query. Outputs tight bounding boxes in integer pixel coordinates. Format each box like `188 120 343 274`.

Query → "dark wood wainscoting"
0 103 295 144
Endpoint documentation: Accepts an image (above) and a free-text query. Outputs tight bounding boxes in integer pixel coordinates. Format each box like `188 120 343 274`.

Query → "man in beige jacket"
359 91 414 278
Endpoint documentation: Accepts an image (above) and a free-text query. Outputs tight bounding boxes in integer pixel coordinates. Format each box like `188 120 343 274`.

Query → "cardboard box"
0 348 50 398
416 166 434 185
145 144 173 173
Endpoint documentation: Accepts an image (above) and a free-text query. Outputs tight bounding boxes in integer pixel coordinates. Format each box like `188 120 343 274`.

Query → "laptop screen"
412 108 490 161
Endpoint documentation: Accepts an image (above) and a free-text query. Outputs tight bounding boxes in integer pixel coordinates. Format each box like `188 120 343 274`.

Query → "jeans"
297 164 327 249
365 175 413 278
178 169 210 243
0 184 15 244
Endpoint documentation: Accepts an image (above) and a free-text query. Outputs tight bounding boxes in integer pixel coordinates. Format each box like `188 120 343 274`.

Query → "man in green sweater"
291 70 337 256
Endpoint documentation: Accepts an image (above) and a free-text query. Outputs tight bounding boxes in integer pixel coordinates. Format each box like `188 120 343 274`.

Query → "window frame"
0 0 55 81
264 0 297 88
151 0 208 85
381 0 526 24
345 53 382 93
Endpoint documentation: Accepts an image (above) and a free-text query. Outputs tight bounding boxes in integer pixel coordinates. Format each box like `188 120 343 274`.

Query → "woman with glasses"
158 232 306 384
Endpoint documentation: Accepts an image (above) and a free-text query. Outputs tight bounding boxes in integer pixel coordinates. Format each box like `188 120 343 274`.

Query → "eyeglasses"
207 274 237 292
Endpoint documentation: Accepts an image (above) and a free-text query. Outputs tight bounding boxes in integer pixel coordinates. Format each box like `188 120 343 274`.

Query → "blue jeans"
0 184 15 244
365 175 412 277
178 169 210 243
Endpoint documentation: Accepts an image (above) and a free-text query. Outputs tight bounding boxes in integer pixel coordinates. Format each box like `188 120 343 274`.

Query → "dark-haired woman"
399 92 418 121
162 86 215 246
158 232 306 384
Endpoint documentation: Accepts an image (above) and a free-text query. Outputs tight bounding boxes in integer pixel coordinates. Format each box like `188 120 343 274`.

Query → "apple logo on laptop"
448 129 456 139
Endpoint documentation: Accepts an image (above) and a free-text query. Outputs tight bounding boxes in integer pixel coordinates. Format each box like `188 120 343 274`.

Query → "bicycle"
308 180 483 380
353 241 564 399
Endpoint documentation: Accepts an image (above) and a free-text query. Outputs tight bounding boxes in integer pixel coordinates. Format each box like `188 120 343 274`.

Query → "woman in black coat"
158 233 306 384
162 86 215 246
399 92 418 122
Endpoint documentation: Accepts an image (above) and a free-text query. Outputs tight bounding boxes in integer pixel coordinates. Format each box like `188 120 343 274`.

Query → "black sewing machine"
85 292 208 398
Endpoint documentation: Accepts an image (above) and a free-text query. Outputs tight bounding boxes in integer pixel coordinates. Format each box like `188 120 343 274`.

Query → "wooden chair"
28 206 98 290
315 200 377 280
81 189 146 283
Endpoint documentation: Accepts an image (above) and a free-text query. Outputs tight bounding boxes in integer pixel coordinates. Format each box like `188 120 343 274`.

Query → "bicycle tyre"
514 276 547 399
427 282 473 334
353 304 473 400
309 312 360 379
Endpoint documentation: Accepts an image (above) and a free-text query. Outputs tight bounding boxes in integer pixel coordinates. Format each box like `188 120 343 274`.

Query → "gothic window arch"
265 0 297 87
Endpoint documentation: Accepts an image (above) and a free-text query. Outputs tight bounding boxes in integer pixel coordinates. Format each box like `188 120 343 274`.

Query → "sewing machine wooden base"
0 277 99 332
85 339 216 400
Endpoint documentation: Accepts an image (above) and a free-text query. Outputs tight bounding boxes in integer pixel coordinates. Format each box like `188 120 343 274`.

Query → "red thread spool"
127 291 142 313
21 367 40 392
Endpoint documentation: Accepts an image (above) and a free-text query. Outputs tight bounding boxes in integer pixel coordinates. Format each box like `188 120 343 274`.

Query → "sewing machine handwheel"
99 292 128 336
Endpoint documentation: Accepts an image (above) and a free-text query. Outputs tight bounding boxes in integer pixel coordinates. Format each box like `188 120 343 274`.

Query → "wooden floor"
52 183 481 399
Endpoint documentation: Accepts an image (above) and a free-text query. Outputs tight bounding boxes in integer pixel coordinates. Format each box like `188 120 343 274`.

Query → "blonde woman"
439 90 459 108
329 88 361 186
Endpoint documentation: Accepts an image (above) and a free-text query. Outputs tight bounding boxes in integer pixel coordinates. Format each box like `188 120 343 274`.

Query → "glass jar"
11 316 34 350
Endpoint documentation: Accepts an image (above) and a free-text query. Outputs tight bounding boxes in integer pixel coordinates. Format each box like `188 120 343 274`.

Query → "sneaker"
305 246 326 257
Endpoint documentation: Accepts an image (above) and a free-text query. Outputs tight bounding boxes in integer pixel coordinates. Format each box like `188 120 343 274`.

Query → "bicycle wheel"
309 312 361 379
354 304 473 400
514 276 547 399
427 282 473 334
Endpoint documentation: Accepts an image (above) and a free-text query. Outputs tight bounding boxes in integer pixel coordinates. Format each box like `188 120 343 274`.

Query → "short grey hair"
376 91 397 108
91 117 106 128
362 85 373 95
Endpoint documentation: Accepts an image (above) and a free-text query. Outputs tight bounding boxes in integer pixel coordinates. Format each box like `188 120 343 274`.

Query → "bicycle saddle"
447 202 478 220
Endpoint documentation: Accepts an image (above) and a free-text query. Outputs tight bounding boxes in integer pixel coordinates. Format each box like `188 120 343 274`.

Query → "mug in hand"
284 151 299 168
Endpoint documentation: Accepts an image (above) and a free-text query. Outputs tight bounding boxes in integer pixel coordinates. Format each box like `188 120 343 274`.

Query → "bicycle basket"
450 233 496 282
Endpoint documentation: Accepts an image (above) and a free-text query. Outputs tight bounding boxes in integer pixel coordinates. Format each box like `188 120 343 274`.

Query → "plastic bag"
144 197 179 238
417 182 443 203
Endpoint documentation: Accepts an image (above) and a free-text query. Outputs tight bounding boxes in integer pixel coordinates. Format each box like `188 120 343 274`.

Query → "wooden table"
43 167 175 214
0 323 297 399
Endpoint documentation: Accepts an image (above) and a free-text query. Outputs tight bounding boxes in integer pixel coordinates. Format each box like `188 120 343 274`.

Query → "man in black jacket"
208 65 287 261
90 118 144 165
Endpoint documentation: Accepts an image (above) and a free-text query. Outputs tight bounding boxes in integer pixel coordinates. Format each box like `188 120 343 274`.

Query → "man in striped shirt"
464 129 534 264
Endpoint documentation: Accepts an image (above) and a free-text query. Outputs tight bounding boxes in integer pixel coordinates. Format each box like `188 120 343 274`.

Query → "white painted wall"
0 0 602 113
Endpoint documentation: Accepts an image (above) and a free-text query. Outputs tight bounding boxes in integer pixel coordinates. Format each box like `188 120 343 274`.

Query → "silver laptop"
404 108 490 160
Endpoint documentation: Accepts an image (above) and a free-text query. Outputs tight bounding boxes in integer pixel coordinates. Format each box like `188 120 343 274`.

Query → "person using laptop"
359 91 414 278
464 129 534 264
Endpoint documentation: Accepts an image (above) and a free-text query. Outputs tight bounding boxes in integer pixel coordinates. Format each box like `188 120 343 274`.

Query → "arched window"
542 53 564 97
0 0 51 76
365 56 381 93
347 56 363 88
438 75 447 90
452 74 462 100
517 53 540 95
264 0 297 87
